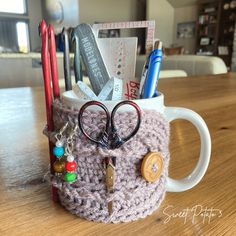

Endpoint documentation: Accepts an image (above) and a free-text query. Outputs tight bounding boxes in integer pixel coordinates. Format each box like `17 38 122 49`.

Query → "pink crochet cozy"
45 99 170 223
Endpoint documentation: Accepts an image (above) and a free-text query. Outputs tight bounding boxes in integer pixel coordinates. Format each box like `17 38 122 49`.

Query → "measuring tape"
99 77 123 100
73 77 123 101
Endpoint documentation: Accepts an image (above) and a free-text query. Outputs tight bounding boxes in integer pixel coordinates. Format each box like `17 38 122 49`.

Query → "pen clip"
139 61 148 97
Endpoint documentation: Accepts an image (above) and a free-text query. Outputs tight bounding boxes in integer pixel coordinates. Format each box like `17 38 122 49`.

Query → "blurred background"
0 0 235 88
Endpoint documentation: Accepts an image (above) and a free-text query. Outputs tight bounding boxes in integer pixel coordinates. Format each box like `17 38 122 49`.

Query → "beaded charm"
53 123 68 175
53 141 65 157
64 125 78 183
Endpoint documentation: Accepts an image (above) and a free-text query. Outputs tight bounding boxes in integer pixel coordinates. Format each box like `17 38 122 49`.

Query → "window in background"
0 0 30 53
0 19 30 53
0 0 26 14
16 22 30 53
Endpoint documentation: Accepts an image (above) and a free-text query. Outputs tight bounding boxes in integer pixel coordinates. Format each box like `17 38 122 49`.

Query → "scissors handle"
110 101 141 149
78 101 110 148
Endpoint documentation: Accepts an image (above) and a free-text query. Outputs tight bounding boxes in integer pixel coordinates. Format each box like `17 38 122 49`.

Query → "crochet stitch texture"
46 99 170 223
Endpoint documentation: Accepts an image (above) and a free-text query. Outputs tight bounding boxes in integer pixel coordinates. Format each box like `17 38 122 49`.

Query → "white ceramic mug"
62 91 211 193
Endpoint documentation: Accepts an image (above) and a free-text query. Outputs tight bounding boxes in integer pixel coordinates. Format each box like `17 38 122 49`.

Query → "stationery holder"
43 99 170 223
40 19 170 223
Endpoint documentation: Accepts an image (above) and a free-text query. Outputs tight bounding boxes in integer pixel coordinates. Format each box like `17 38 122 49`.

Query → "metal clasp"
104 156 116 214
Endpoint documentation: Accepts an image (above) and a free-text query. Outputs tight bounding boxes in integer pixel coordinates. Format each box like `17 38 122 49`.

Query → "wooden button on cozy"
141 152 164 182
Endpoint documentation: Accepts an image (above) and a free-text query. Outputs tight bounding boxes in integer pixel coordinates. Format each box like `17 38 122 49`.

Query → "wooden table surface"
0 73 235 236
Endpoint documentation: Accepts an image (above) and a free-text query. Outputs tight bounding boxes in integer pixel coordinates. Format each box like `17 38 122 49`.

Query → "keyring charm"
64 125 78 183
53 123 69 175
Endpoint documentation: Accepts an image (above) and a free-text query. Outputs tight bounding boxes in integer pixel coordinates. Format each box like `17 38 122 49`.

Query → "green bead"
64 172 77 182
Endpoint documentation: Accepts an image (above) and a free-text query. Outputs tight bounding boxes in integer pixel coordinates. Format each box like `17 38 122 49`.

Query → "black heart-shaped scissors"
78 100 141 149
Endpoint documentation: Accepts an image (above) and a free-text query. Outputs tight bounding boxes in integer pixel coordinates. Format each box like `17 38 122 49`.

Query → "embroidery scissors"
78 100 141 150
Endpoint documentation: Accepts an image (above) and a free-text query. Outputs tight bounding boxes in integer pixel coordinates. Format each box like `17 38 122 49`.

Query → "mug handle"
164 107 211 192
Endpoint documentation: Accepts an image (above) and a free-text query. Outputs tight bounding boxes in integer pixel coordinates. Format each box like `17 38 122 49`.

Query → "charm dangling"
64 125 78 183
52 123 69 176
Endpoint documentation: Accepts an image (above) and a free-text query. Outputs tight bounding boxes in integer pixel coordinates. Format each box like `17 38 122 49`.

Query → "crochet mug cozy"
44 93 211 223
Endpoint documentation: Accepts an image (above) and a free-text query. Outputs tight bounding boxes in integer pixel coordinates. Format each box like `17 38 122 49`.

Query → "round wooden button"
141 152 164 182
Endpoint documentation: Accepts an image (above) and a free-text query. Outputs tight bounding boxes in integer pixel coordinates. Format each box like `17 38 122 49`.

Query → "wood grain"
0 73 235 235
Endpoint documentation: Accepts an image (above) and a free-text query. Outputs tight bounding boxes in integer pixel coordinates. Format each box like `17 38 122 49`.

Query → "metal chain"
65 125 78 156
54 122 69 142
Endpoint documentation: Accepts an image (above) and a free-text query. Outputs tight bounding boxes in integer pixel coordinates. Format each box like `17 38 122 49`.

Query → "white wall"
146 0 174 47
80 0 137 23
79 0 138 37
173 5 198 54
28 0 43 51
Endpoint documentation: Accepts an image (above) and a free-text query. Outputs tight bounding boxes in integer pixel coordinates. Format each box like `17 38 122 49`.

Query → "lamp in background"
44 0 79 34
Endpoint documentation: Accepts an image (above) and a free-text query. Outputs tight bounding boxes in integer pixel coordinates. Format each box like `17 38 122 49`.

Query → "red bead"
65 161 77 172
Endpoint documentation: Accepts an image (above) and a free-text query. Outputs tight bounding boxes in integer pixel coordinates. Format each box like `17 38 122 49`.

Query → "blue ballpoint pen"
141 41 163 99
